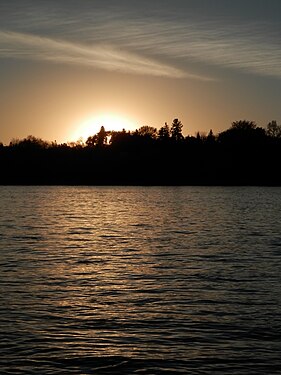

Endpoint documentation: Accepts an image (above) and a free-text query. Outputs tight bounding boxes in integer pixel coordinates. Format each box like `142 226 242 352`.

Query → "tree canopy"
1 118 280 185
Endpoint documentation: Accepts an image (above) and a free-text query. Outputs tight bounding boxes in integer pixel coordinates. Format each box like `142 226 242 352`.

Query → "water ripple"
0 186 281 374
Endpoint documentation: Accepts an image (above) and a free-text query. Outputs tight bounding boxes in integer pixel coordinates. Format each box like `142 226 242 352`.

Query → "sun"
72 113 136 142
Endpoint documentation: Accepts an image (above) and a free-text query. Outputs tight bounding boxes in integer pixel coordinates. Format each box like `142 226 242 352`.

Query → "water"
0 186 281 374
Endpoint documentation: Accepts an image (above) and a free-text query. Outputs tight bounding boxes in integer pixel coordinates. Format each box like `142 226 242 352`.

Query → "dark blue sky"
1 0 281 143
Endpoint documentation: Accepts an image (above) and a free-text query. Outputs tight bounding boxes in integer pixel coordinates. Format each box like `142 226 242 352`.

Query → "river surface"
0 186 281 374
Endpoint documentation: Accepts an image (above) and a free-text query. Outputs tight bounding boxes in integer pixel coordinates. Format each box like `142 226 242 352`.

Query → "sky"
1 0 281 144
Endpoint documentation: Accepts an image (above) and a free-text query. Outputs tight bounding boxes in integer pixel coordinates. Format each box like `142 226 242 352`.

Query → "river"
0 186 281 374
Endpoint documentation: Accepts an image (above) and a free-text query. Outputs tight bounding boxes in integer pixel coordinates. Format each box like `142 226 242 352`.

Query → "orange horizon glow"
70 112 139 142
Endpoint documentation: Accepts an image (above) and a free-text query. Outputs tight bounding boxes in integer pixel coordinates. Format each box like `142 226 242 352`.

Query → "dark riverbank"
1 120 280 186
1 143 280 186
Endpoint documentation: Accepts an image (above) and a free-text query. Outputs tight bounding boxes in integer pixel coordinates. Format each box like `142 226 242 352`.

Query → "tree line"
1 119 281 185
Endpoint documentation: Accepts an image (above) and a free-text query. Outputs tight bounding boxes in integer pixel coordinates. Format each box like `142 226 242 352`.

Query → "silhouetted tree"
218 120 266 147
194 131 205 144
110 129 132 149
267 121 281 138
9 135 49 149
67 138 85 148
171 118 183 141
85 126 109 148
2 117 281 186
86 134 98 147
231 120 257 130
135 126 158 139
97 126 108 147
206 129 216 145
158 122 170 140
207 129 214 139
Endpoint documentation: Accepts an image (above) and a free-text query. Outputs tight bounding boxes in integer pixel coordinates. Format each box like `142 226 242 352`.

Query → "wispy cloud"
1 1 281 81
0 30 212 80
71 16 281 80
107 18 281 79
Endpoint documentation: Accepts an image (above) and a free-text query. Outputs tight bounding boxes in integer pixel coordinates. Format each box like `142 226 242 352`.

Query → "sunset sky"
1 0 281 144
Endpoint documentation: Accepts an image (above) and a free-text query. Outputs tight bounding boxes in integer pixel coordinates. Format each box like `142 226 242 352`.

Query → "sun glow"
72 113 137 142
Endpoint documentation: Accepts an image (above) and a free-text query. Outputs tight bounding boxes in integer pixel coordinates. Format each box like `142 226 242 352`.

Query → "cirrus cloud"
0 30 212 81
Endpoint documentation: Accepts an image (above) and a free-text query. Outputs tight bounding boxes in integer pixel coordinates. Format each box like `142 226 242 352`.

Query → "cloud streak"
99 18 281 79
1 2 281 81
0 30 212 80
